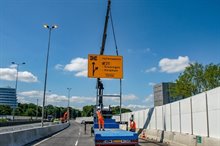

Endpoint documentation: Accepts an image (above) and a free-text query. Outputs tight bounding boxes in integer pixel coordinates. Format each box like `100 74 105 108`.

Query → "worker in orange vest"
129 117 136 132
96 107 105 131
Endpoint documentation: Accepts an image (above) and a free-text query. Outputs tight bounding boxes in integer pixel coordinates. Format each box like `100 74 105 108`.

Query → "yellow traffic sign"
88 54 123 79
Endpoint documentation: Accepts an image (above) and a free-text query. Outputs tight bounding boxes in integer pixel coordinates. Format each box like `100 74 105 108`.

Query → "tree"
26 108 35 118
204 63 220 90
112 106 132 115
0 105 12 115
171 63 220 98
82 105 94 117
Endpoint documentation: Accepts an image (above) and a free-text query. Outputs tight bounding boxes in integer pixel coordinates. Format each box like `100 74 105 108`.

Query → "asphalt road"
30 121 167 146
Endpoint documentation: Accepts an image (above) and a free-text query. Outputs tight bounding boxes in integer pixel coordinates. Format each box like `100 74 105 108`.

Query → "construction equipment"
60 111 68 123
87 0 138 145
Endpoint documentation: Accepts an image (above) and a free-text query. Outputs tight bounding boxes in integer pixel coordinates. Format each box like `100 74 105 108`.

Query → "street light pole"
11 62 25 121
45 90 51 119
36 98 38 119
67 88 71 122
41 24 58 127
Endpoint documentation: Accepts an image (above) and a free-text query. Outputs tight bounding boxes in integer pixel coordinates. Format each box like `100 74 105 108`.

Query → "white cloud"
123 94 138 101
148 82 156 86
159 56 190 73
144 94 154 103
145 67 157 73
0 67 38 82
55 64 63 70
75 70 88 77
18 90 42 98
47 94 67 103
17 96 29 103
123 104 147 111
106 94 138 102
56 57 88 77
70 96 95 103
64 58 87 72
18 71 38 82
18 90 95 105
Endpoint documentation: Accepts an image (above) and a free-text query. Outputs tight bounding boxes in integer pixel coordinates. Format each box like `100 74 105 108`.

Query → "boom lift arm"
97 0 111 109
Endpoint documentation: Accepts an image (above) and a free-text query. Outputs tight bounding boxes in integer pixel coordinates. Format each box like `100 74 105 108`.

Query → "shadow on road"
138 139 168 146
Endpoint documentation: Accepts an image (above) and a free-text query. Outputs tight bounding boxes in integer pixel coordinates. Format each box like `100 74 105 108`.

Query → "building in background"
153 82 178 106
0 87 17 108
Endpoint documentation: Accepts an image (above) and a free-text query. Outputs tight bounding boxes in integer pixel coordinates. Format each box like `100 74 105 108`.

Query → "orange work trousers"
98 118 104 129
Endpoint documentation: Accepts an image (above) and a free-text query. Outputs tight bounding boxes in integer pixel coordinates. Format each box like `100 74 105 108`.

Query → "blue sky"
0 0 219 110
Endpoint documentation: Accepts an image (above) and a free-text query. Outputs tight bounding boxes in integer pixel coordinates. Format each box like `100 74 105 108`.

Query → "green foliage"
0 105 12 115
1 103 80 119
171 63 220 98
26 108 35 118
81 105 132 117
112 106 132 115
82 105 94 117
0 118 8 122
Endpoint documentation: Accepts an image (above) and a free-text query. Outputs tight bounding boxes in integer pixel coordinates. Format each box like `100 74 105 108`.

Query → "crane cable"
110 9 119 56
110 8 122 122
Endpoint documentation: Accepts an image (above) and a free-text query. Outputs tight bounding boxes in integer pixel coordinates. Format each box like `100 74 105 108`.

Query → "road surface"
30 121 168 146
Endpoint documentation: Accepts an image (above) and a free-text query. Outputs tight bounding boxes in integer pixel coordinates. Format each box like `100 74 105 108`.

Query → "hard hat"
130 117 133 121
97 106 101 110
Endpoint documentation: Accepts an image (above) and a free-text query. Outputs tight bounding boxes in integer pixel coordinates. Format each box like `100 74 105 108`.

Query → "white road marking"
33 137 50 146
33 129 65 146
75 128 81 146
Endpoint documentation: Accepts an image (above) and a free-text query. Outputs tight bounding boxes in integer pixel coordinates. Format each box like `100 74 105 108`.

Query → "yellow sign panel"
88 54 123 79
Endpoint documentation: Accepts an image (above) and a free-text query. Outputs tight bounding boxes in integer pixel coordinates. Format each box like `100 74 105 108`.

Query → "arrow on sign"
92 62 98 76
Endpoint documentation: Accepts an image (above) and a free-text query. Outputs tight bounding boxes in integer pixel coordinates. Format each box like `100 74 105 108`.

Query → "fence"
114 86 220 139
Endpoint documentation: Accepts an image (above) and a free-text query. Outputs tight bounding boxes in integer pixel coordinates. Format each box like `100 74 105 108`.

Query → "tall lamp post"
45 90 52 119
41 24 58 127
67 88 72 122
36 98 38 119
11 62 25 120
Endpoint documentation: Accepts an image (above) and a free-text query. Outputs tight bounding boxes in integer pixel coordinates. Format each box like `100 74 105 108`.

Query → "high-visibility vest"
130 121 136 130
96 111 103 120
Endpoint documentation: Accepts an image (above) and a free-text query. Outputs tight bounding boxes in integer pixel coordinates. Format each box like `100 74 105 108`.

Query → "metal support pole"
67 88 72 121
120 79 122 122
11 62 25 121
155 107 157 130
36 99 38 119
205 92 209 137
41 24 57 127
42 28 51 127
13 65 19 121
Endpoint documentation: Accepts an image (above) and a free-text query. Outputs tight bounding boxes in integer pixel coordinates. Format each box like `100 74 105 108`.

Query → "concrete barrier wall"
207 88 220 138
113 86 220 146
180 98 191 134
0 123 69 146
192 92 207 136
156 106 163 130
117 87 220 137
75 117 93 123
